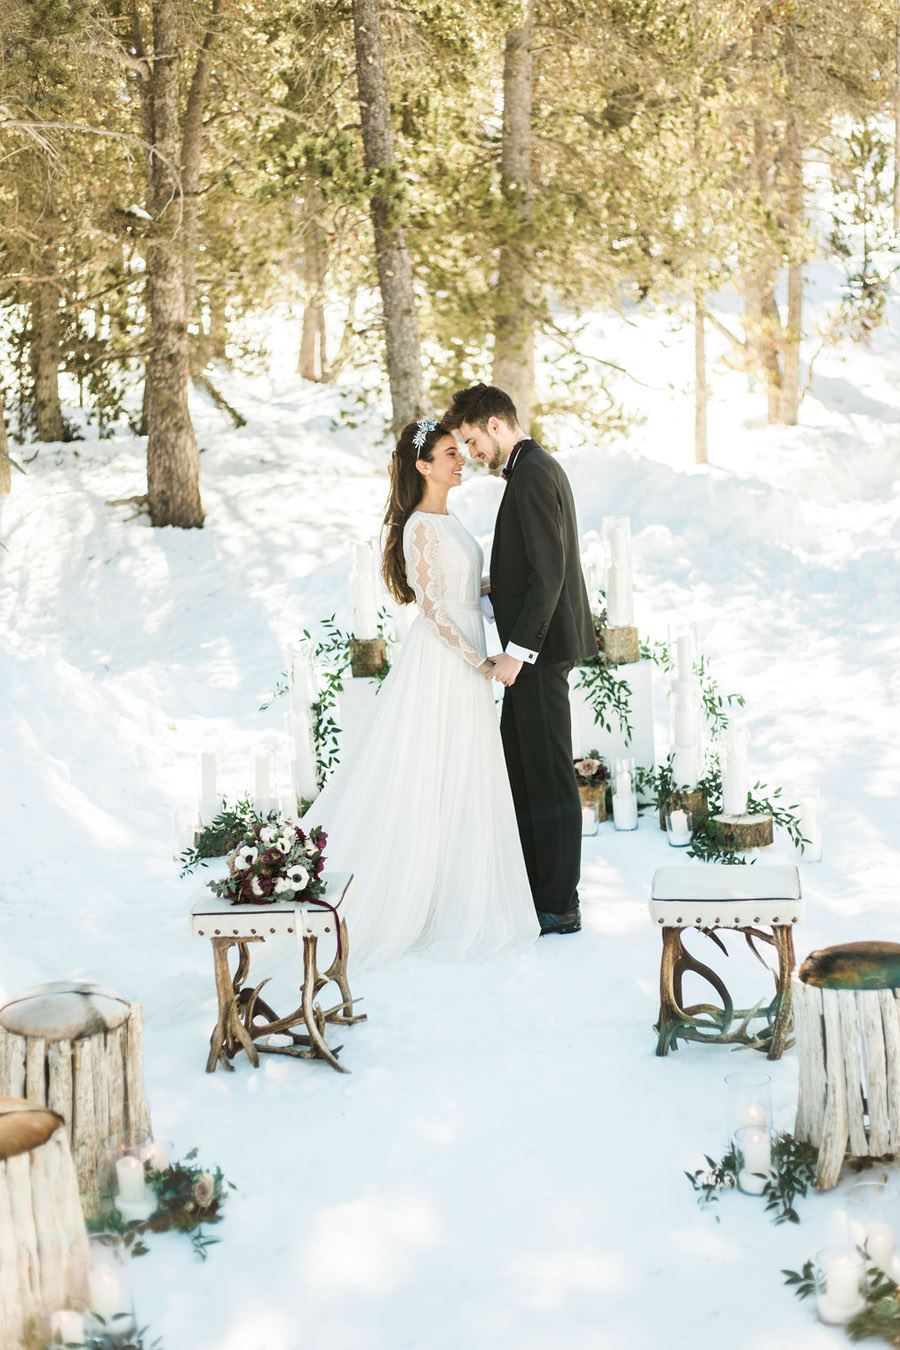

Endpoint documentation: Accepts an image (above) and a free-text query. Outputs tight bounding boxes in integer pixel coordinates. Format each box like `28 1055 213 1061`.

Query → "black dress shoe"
538 907 582 935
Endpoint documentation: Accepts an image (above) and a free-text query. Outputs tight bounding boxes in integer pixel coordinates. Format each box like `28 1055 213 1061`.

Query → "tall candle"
351 541 380 639
199 748 219 823
115 1155 146 1204
612 792 638 830
736 1127 771 1194
676 633 694 681
672 744 701 788
867 1221 895 1271
581 806 597 835
291 641 317 709
822 1251 863 1310
253 746 273 810
602 517 634 627
292 708 318 803
722 727 750 816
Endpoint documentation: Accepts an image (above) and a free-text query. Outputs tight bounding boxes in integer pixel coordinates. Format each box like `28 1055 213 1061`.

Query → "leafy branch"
688 1134 819 1225
178 796 280 877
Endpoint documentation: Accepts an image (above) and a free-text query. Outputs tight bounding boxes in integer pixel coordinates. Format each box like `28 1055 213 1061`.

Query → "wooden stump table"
0 1097 90 1349
0 982 152 1217
192 872 366 1075
649 863 803 1059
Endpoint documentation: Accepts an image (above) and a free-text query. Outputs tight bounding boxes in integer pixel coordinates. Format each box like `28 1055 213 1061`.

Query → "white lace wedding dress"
302 510 539 969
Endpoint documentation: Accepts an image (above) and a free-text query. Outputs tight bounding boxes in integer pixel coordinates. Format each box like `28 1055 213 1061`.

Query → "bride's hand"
479 658 496 678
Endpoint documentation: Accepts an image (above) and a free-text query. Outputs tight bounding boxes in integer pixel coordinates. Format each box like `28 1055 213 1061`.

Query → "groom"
444 384 598 935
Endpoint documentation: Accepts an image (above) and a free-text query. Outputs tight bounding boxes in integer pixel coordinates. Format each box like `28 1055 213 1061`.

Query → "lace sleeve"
406 518 486 669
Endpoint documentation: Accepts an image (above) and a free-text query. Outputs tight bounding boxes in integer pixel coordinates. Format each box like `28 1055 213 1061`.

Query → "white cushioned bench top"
649 863 802 928
191 871 353 940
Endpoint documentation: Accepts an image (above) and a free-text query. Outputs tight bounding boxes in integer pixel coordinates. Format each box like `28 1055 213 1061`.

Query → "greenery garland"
687 1133 819 1225
178 796 281 877
87 1150 233 1262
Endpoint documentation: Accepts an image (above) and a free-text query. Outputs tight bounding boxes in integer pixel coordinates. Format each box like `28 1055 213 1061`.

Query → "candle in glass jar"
88 1264 130 1323
822 1250 863 1311
613 792 638 830
115 1155 146 1205
736 1127 771 1193
581 806 597 834
740 1103 768 1129
667 809 691 846
147 1139 171 1171
867 1221 895 1271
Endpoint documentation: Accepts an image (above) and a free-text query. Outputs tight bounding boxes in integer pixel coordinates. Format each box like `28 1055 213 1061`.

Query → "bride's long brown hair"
382 419 451 605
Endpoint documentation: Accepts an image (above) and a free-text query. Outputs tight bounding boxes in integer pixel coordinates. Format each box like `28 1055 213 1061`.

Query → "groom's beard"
485 434 503 474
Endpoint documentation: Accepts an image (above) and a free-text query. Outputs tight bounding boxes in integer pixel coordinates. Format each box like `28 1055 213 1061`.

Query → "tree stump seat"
794 943 900 1190
0 982 152 1217
649 863 803 1059
0 1096 90 1349
191 870 366 1075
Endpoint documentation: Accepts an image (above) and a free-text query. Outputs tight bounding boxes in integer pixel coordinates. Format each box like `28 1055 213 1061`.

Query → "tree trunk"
779 18 803 425
30 269 65 442
144 0 204 528
299 199 327 381
492 0 535 428
894 13 900 234
351 0 423 435
0 389 11 494
694 292 707 465
182 0 221 330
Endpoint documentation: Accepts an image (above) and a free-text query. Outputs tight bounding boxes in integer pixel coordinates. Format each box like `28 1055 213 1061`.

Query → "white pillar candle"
291 641 317 709
252 745 274 813
602 517 634 627
672 744 701 788
88 1264 130 1323
867 1221 895 1271
672 682 699 746
667 809 692 846
822 1251 863 1310
612 792 638 830
351 541 380 640
292 708 318 803
50 1310 86 1343
799 791 822 861
173 804 198 859
736 1127 771 1194
722 727 750 815
740 1104 768 1129
199 748 219 823
115 1155 146 1205
676 634 694 681
581 806 597 835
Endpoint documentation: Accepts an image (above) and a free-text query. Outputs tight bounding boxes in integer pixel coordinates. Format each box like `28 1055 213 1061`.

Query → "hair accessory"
412 417 439 452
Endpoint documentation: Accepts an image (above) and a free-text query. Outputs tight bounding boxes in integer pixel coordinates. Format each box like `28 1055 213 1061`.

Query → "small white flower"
304 841 318 858
274 877 291 894
251 876 265 896
286 864 309 890
279 835 295 855
234 845 258 871
259 825 278 845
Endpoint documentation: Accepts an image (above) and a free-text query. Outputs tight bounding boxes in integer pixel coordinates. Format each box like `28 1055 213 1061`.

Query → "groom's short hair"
443 383 518 431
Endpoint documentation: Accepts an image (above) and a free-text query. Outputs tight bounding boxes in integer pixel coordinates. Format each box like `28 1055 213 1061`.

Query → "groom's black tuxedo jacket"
489 439 598 667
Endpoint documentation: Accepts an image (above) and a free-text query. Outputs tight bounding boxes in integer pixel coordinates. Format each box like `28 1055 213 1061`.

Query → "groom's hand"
491 653 523 687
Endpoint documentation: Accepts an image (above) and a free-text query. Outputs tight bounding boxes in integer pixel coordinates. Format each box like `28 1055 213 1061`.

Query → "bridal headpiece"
412 417 439 451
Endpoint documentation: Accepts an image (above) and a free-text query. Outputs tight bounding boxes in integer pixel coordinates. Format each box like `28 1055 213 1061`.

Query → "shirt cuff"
506 641 538 665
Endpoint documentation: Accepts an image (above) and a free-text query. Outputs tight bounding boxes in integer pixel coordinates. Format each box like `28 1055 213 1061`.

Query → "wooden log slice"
349 637 388 678
710 812 773 850
598 626 640 665
577 783 608 822
658 788 708 832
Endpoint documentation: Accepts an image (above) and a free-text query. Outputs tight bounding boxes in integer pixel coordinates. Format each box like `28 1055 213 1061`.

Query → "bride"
302 417 539 968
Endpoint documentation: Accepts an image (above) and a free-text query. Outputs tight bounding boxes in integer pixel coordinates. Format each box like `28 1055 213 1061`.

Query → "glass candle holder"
611 758 638 831
88 1234 136 1338
665 807 693 847
48 1305 88 1347
847 1178 898 1276
725 1071 773 1144
814 1246 866 1324
580 800 599 837
732 1125 773 1195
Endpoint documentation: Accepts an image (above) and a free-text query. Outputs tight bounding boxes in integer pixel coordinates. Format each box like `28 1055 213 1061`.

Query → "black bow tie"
502 440 528 480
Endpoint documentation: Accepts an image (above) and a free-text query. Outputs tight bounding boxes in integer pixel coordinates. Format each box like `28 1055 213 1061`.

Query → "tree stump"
710 812 773 850
658 788 708 832
793 962 900 1190
577 783 608 822
598 626 640 665
0 982 152 1217
0 1097 90 1349
349 637 387 678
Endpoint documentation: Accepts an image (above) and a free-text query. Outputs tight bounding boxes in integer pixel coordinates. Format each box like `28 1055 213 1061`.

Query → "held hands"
488 652 523 687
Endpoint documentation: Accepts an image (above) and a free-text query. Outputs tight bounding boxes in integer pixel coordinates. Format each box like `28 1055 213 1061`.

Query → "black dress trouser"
499 661 582 917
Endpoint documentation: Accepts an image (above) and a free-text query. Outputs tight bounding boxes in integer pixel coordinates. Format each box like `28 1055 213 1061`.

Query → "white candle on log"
672 744 701 788
115 1156 146 1205
722 727 750 816
252 745 275 814
351 541 380 639
50 1310 86 1344
199 748 219 824
292 708 318 804
602 517 634 627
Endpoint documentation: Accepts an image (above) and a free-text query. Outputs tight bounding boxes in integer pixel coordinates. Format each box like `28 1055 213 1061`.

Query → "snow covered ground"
2 281 900 1349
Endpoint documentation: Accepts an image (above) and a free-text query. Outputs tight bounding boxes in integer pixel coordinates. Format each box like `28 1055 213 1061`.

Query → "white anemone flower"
259 825 278 845
234 845 258 871
278 835 295 855
274 877 291 894
250 876 265 897
286 864 309 891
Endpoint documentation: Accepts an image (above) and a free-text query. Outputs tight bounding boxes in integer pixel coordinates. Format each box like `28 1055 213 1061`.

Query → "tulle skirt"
301 605 539 969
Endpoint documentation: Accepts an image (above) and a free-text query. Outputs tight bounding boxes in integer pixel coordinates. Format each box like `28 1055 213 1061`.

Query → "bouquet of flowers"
573 752 607 788
207 818 327 906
